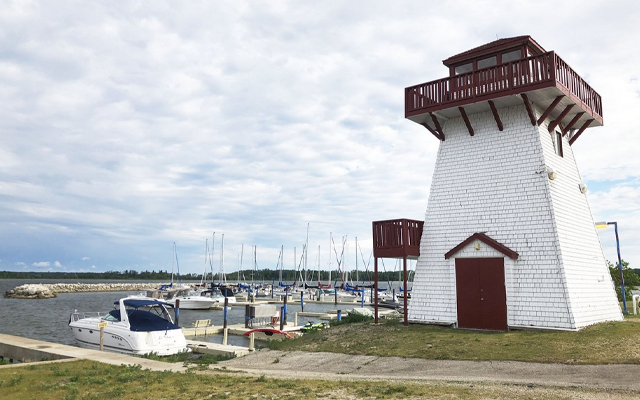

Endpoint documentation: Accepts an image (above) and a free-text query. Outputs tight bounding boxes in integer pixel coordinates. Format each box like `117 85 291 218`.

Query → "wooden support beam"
569 119 594 145
562 112 585 136
458 107 474 136
537 95 564 125
548 104 574 133
420 123 443 141
430 113 445 141
488 100 503 131
520 93 537 126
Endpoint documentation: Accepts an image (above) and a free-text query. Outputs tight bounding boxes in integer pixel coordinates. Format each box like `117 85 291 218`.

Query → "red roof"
443 35 546 67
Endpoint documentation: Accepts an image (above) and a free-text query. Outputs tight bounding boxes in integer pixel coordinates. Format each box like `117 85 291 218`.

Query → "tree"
607 260 640 301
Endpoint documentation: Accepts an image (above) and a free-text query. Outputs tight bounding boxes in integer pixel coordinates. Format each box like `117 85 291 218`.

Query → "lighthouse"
405 36 622 331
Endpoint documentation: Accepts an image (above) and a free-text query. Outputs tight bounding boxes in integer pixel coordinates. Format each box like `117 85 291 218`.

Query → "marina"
0 278 401 357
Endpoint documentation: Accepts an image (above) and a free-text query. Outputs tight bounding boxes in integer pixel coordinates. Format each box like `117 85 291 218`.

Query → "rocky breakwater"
4 283 156 299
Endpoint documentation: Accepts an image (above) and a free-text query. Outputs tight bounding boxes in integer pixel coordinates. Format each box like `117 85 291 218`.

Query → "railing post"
550 51 557 83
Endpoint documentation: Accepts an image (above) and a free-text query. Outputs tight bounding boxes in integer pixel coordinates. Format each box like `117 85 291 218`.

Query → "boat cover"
113 298 174 308
108 309 180 332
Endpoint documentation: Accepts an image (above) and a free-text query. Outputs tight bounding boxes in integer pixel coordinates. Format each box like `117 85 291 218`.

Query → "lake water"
0 279 380 348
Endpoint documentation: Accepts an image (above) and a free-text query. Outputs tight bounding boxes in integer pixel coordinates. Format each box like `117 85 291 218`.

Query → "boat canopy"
108 309 180 332
114 298 174 309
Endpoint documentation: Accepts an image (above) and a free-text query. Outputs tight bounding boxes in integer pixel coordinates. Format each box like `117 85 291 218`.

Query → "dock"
0 333 250 366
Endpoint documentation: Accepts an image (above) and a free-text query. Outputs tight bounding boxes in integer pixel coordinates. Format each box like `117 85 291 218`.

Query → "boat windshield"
108 308 180 332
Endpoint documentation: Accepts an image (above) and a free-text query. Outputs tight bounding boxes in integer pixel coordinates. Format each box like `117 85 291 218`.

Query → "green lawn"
268 317 640 364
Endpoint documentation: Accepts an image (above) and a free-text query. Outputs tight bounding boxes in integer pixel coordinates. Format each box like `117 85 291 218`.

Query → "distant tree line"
0 268 413 283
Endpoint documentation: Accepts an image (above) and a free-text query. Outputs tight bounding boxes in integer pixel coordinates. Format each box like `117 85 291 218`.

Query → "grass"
0 359 636 400
139 350 233 369
268 317 640 364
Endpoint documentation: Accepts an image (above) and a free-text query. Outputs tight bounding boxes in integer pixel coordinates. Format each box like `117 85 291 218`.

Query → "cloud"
0 1 639 272
32 261 51 268
54 261 61 267
16 262 26 267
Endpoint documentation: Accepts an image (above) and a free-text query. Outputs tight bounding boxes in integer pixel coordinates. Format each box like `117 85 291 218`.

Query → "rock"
4 282 155 299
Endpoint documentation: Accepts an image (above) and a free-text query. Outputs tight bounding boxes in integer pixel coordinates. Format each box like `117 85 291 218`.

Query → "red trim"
430 113 445 140
458 107 474 136
537 95 564 125
443 36 545 67
548 104 574 133
562 112 585 136
444 232 518 260
520 93 537 126
420 123 443 141
488 101 503 131
569 119 594 145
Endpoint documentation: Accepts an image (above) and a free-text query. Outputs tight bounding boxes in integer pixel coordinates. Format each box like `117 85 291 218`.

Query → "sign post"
97 321 108 351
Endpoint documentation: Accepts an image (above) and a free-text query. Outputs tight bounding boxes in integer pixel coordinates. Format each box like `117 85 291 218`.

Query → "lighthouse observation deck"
406 36 602 144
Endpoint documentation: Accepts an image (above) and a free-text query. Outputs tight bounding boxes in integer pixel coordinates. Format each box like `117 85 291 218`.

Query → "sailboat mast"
279 245 283 283
355 237 358 283
220 234 225 284
240 244 244 282
201 238 208 286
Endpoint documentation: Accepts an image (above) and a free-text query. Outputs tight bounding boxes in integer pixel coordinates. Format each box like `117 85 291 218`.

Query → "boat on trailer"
68 296 188 356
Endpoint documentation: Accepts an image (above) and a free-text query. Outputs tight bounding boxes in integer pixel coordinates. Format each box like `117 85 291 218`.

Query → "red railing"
372 218 423 259
405 52 602 120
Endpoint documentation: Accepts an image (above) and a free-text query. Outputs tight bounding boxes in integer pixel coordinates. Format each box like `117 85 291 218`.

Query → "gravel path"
218 349 640 391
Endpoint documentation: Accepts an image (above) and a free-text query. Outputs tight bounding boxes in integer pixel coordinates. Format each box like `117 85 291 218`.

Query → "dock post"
294 312 298 326
224 297 229 329
175 299 180 326
361 287 365 307
99 326 104 351
374 257 379 325
244 304 250 329
403 255 408 327
249 332 255 351
334 289 337 305
300 291 304 312
271 284 274 299
337 309 342 322
223 327 228 345
279 306 285 331
283 293 288 326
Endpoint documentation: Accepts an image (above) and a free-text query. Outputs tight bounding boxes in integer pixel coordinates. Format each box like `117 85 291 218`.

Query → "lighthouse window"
553 131 564 157
477 56 497 69
502 50 521 63
454 62 473 75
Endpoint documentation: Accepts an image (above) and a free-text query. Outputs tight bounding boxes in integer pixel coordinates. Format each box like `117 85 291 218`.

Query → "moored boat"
68 296 189 356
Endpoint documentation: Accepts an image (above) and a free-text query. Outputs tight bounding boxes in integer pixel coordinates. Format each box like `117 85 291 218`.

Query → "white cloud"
54 261 61 267
32 261 51 268
0 1 639 272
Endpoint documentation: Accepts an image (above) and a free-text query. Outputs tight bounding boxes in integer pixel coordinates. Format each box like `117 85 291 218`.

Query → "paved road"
219 349 640 391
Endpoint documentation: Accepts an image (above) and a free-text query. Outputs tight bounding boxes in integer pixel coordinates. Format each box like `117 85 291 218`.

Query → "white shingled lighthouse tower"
404 36 622 331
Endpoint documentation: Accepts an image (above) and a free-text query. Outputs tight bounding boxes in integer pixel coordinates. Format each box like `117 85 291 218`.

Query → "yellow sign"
97 322 108 328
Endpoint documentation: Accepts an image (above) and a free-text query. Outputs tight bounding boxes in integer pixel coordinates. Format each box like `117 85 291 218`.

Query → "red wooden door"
455 258 507 331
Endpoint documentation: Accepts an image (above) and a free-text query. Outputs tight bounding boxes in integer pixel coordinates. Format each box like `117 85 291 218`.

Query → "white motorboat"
201 286 237 305
69 296 188 356
164 288 218 310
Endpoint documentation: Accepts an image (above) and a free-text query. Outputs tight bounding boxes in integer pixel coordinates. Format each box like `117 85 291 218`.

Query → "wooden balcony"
405 51 603 140
372 219 423 259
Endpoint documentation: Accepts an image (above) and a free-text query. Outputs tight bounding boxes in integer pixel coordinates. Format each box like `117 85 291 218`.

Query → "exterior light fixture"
579 183 588 194
546 166 557 180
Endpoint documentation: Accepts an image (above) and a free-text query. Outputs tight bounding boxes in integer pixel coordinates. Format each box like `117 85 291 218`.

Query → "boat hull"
69 318 188 356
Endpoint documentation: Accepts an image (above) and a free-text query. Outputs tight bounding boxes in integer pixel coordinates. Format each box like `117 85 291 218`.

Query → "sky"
1 0 639 277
